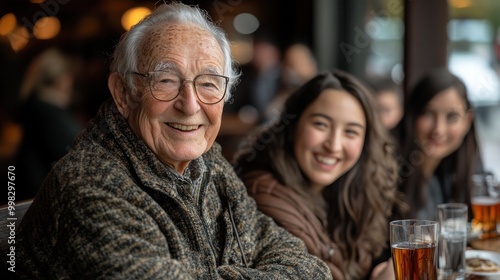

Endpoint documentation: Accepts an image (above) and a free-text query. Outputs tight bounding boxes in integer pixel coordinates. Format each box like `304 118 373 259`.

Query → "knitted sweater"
15 100 331 279
241 170 372 280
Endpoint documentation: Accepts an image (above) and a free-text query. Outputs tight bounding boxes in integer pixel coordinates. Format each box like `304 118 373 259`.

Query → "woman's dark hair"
396 68 480 218
235 70 400 277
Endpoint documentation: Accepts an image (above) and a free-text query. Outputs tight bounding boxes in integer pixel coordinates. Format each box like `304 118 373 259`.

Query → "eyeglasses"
131 71 229 105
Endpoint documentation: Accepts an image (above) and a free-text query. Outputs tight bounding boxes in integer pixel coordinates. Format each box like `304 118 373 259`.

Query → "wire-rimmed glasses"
131 70 229 105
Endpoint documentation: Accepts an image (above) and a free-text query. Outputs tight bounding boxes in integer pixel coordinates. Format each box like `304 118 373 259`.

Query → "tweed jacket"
15 100 331 279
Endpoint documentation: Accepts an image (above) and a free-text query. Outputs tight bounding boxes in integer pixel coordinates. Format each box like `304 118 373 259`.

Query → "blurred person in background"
369 78 403 131
235 71 403 279
225 32 281 124
13 47 83 202
264 42 318 122
394 68 483 220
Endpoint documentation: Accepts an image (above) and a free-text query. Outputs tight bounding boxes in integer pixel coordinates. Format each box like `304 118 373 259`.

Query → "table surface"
469 236 500 252
465 274 499 280
465 236 500 279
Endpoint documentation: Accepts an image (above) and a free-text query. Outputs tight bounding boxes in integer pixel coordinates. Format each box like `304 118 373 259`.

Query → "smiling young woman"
393 68 483 221
234 70 403 279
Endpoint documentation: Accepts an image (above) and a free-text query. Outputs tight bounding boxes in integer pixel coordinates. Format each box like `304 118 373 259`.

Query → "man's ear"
108 72 130 118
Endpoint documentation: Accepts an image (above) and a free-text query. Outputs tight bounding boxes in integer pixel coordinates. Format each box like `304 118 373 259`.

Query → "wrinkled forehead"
136 23 222 72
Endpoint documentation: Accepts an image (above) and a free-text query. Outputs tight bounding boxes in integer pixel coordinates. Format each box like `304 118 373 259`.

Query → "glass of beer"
390 220 438 280
492 179 500 226
483 174 500 225
471 173 499 239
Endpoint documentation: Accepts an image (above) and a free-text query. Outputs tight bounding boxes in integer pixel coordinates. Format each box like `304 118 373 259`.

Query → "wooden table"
469 236 500 252
466 274 499 280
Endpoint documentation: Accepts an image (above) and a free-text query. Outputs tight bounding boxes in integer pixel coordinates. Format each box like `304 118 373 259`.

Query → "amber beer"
471 196 499 238
392 242 437 280
497 202 500 223
491 183 500 223
390 220 438 280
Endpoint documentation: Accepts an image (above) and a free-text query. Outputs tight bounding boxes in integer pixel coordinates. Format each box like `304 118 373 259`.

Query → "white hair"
110 2 239 101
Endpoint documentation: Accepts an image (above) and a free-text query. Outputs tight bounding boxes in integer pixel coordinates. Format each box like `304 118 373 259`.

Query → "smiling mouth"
316 155 338 166
427 138 446 146
167 123 199 131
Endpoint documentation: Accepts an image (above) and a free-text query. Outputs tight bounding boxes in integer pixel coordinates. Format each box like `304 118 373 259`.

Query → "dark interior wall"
404 0 448 99
334 0 370 79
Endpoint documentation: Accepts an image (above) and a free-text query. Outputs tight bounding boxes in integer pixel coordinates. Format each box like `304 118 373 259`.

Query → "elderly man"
15 3 331 279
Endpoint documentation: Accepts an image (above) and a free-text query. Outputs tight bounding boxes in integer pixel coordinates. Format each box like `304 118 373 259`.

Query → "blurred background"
0 0 499 179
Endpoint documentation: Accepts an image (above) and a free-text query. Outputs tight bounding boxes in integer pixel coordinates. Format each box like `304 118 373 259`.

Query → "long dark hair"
396 68 480 218
235 70 400 277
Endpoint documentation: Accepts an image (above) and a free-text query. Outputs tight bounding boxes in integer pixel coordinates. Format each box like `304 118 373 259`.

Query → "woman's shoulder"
241 170 294 197
241 170 343 271
240 170 310 219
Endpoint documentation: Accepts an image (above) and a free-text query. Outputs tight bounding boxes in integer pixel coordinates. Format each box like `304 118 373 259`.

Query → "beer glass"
471 173 499 239
493 179 500 226
437 203 468 280
483 174 500 225
390 220 438 280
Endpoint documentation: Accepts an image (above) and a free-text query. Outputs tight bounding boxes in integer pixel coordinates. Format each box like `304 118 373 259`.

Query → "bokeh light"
33 16 61 40
449 0 471 9
121 7 151 31
9 26 29 52
231 39 253 64
0 13 17 36
233 13 260 35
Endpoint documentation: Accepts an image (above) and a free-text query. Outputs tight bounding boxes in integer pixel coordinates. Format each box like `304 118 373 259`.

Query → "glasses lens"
148 71 228 103
149 71 181 101
195 74 227 104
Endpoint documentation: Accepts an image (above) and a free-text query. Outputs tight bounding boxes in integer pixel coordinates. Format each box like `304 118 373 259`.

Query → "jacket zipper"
184 178 220 272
